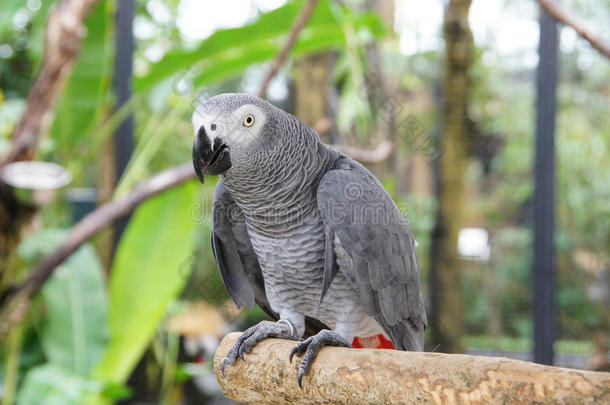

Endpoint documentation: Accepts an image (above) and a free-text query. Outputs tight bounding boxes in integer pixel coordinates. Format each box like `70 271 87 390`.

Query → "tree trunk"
214 333 610 405
428 0 474 354
293 52 334 143
364 0 396 179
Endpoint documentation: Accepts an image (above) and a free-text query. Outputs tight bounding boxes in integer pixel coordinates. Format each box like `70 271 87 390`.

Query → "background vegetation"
0 0 608 403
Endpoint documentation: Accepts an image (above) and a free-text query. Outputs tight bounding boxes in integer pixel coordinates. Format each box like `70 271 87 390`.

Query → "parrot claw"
220 357 233 376
288 345 303 363
220 320 298 376
288 330 351 388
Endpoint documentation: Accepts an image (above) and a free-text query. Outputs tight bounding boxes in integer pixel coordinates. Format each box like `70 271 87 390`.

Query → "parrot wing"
316 157 427 350
211 180 327 335
211 180 261 309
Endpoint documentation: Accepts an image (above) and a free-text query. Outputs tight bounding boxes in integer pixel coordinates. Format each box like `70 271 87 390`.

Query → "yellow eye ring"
243 114 255 127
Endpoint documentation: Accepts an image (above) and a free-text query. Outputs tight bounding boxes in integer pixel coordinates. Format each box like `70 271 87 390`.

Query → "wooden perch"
214 332 610 405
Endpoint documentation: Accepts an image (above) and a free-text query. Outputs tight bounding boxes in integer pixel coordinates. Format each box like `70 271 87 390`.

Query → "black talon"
221 357 232 376
289 340 308 363
220 320 299 375
289 330 351 388
289 347 297 363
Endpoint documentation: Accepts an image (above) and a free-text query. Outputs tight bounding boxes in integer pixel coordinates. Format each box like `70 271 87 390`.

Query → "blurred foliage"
18 365 104 405
135 0 385 92
51 1 112 171
478 35 610 336
463 335 594 355
0 0 608 403
94 182 197 386
15 229 109 403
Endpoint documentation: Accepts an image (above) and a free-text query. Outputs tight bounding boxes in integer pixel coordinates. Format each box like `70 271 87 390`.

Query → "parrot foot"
289 329 351 388
221 320 298 376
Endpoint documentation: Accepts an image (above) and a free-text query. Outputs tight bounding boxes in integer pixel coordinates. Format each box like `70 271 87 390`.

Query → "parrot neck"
221 137 338 237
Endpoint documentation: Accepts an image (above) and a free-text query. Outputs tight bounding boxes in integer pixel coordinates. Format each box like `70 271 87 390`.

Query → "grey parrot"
192 93 426 386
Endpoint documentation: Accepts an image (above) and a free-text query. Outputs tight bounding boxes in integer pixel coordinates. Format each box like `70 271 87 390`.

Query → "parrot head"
191 93 281 183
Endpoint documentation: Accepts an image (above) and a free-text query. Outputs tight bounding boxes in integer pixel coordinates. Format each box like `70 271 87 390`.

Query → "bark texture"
258 0 320 98
294 52 332 139
428 0 473 354
214 333 610 405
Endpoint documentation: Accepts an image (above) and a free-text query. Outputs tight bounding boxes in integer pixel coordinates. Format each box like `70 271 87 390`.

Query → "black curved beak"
192 126 232 183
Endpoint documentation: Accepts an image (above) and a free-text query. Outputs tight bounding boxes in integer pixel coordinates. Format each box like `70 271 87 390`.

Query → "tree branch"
314 118 395 163
332 141 394 163
257 0 320 97
215 333 610 404
0 164 195 337
1 0 101 166
26 163 192 295
537 0 610 59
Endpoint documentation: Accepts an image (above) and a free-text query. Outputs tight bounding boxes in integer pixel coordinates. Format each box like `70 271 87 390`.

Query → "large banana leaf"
136 0 385 92
51 0 111 155
40 243 108 376
93 181 198 384
16 229 109 403
17 365 103 405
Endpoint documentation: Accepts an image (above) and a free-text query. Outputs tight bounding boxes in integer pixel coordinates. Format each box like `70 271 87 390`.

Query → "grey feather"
211 181 259 308
212 180 328 336
319 227 339 305
196 93 425 350
316 156 427 351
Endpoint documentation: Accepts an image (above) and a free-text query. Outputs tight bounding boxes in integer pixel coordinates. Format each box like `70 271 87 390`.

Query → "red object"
352 334 395 349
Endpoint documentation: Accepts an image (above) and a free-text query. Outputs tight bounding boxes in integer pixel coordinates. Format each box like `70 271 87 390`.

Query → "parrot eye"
243 114 255 127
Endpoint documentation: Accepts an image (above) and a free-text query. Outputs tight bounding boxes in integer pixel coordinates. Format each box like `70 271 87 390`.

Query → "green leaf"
17 228 66 264
190 24 363 89
93 181 198 384
0 0 22 39
50 0 111 155
136 0 385 92
17 365 103 405
17 228 109 376
40 243 108 377
135 1 306 91
0 99 26 143
26 0 54 65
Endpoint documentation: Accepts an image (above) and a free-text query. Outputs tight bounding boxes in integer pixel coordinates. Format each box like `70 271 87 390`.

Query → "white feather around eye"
191 103 267 148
